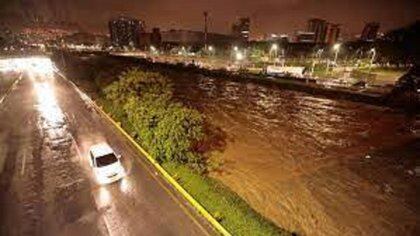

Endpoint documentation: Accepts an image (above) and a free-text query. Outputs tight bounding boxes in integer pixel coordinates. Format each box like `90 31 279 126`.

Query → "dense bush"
104 68 205 170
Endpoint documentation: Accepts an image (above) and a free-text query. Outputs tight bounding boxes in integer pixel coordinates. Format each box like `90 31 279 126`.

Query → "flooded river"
172 74 419 235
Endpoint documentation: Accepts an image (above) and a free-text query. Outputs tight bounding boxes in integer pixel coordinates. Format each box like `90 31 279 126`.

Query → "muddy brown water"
171 74 419 235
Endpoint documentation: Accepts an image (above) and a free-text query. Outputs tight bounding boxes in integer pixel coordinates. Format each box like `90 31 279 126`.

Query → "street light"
233 46 239 52
369 48 376 74
150 45 157 54
235 51 245 70
270 43 279 64
206 45 215 58
326 43 341 74
271 43 278 51
235 51 244 61
333 43 341 65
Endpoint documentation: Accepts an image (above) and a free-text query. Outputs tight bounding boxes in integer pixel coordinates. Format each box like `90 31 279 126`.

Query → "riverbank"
114 54 385 104
110 52 418 113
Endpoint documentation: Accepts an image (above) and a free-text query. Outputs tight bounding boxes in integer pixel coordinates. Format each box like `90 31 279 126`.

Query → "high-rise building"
231 17 251 42
307 18 328 44
325 23 341 45
109 16 145 48
360 22 380 42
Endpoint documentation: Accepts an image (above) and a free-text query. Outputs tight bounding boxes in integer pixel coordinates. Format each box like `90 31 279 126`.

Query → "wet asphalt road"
0 59 213 236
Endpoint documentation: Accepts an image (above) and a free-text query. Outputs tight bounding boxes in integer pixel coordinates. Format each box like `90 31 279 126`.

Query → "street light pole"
203 11 208 51
270 43 278 66
333 43 341 65
235 51 244 69
368 48 376 74
326 43 341 74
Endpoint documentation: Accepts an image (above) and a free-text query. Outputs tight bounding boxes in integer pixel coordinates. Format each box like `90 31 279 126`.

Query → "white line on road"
0 73 23 105
71 136 83 160
21 149 26 176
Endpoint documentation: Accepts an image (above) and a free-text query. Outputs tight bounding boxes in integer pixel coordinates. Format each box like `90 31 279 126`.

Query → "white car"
89 143 125 184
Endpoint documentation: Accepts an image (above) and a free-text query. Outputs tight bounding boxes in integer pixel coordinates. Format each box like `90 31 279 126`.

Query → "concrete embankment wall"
110 55 388 106
56 50 419 113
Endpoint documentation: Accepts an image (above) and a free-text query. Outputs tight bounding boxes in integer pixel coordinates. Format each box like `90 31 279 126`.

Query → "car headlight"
119 166 126 177
95 171 110 184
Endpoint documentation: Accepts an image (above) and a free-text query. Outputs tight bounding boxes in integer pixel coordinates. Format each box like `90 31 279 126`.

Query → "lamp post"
203 11 208 51
280 49 285 67
236 51 244 61
208 45 214 55
232 46 239 61
235 51 244 69
333 43 341 65
270 43 279 65
369 48 376 74
150 45 157 55
326 43 341 74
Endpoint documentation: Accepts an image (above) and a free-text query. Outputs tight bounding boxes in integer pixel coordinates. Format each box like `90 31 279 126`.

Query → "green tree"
104 68 205 171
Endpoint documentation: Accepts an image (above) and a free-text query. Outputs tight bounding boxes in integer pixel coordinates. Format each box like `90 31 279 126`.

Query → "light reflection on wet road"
0 58 213 236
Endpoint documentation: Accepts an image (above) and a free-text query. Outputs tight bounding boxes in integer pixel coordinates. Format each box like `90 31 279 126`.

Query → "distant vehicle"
266 66 306 78
89 143 125 184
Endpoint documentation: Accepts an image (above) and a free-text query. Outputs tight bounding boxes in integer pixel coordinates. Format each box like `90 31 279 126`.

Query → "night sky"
1 0 419 38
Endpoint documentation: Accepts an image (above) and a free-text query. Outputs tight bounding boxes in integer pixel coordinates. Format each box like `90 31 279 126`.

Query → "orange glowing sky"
1 0 419 38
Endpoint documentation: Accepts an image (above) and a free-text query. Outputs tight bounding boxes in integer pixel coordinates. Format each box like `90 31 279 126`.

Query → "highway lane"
0 58 214 236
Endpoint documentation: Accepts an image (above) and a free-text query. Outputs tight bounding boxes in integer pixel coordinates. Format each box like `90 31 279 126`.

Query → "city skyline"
0 0 419 38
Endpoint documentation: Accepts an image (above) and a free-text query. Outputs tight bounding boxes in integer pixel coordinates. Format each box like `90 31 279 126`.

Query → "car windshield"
96 153 118 167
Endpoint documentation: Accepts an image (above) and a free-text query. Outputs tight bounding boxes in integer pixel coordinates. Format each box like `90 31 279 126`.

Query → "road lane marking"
0 73 23 105
21 150 26 176
55 70 227 236
72 136 83 160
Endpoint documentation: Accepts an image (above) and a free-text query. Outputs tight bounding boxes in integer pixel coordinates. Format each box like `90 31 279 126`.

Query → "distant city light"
333 43 341 51
271 43 278 51
235 51 244 61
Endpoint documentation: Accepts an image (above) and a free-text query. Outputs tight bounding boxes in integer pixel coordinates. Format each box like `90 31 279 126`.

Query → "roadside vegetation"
103 69 206 171
91 66 289 235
